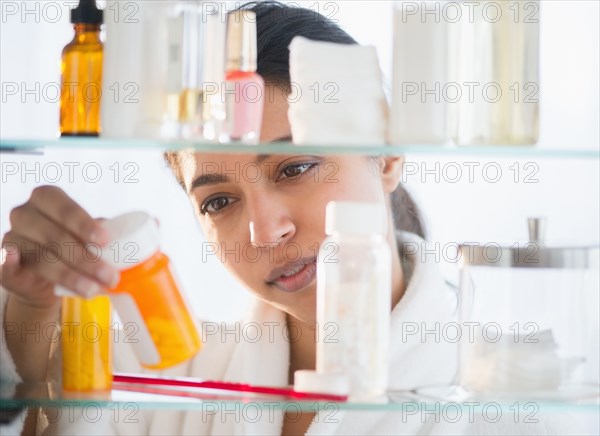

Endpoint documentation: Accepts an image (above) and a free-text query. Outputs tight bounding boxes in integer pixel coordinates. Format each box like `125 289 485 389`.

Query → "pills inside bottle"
61 295 112 391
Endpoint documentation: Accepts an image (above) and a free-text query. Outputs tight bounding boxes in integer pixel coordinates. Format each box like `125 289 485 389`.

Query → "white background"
1 0 599 323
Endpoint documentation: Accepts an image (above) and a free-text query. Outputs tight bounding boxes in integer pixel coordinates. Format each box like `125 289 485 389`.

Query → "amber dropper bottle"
60 0 103 137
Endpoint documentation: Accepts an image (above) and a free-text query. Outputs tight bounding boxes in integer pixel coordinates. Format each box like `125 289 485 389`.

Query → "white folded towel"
288 36 388 145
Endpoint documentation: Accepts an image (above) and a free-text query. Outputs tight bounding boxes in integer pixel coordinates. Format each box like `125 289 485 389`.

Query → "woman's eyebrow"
191 154 274 191
190 173 228 190
272 135 292 142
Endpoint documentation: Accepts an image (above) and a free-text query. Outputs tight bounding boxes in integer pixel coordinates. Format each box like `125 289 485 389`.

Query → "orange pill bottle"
101 212 202 369
61 295 112 391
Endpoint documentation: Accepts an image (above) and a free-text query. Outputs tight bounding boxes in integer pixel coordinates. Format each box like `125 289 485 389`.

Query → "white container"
288 37 388 146
316 201 392 401
390 1 449 144
102 1 184 139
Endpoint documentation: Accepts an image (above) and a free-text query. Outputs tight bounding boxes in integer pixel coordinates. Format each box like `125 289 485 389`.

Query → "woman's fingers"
1 186 119 309
0 236 58 308
1 232 106 300
9 203 119 288
26 185 110 246
0 244 21 286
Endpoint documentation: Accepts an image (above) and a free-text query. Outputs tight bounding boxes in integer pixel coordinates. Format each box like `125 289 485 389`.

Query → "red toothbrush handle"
113 373 347 402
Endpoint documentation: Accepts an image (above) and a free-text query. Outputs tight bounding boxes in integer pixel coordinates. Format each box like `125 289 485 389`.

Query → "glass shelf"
1 138 599 159
1 382 598 412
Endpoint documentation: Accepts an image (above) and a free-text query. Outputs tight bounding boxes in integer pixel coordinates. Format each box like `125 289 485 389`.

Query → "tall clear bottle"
201 10 227 142
390 1 449 144
60 0 104 136
316 202 392 402
453 1 540 145
102 1 176 139
163 1 206 139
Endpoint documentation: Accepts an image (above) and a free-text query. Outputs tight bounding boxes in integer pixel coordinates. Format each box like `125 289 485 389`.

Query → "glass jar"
458 222 599 398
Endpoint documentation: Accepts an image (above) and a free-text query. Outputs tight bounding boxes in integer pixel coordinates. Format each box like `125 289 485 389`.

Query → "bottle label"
110 294 160 366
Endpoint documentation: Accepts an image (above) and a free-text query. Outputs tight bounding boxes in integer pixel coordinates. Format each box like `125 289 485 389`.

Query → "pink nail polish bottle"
224 10 264 144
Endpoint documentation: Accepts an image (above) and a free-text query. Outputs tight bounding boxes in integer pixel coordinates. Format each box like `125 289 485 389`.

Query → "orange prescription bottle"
61 295 112 391
101 212 202 369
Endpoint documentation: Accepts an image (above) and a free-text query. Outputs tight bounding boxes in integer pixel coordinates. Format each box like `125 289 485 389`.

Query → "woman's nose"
248 197 296 248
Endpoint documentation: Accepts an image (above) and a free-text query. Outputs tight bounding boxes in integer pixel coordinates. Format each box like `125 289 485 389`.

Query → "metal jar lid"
458 218 599 269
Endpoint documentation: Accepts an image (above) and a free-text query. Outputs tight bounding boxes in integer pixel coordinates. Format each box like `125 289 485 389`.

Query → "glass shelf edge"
2 398 598 412
2 383 598 412
1 138 599 158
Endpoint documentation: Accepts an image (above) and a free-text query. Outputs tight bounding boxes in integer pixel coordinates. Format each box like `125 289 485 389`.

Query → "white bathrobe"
0 232 594 435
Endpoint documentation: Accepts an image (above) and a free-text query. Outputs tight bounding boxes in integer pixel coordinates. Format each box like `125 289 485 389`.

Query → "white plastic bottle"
316 201 392 401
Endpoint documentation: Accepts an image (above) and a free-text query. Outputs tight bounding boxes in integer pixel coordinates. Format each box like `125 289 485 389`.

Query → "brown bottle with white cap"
224 10 265 144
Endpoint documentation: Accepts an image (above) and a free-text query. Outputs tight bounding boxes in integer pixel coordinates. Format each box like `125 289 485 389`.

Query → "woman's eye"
201 196 235 215
280 163 317 180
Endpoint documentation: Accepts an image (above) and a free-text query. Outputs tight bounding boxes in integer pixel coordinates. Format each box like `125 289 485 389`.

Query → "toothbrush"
113 373 348 402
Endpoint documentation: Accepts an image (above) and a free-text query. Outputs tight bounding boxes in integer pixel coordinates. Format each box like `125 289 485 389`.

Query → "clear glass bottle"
179 2 205 138
453 1 540 145
102 212 202 369
162 9 185 138
60 0 104 136
224 10 265 144
316 201 392 402
201 10 227 142
102 1 175 139
163 1 208 139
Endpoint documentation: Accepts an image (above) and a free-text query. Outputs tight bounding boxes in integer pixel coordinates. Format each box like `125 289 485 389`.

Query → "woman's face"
178 85 402 323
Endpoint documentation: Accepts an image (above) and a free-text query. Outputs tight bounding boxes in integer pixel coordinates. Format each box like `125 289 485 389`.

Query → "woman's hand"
0 186 119 310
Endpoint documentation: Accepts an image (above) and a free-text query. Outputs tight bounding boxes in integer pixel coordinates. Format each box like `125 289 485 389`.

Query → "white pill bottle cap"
100 211 160 270
325 201 387 236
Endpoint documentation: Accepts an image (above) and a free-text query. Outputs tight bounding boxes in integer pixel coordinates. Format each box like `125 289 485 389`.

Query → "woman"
0 2 582 435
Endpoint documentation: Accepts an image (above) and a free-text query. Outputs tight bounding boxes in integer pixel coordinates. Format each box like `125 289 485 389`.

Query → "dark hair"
165 1 426 239
242 1 356 91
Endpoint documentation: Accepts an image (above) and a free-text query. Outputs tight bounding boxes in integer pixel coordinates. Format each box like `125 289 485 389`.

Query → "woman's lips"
271 260 317 293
